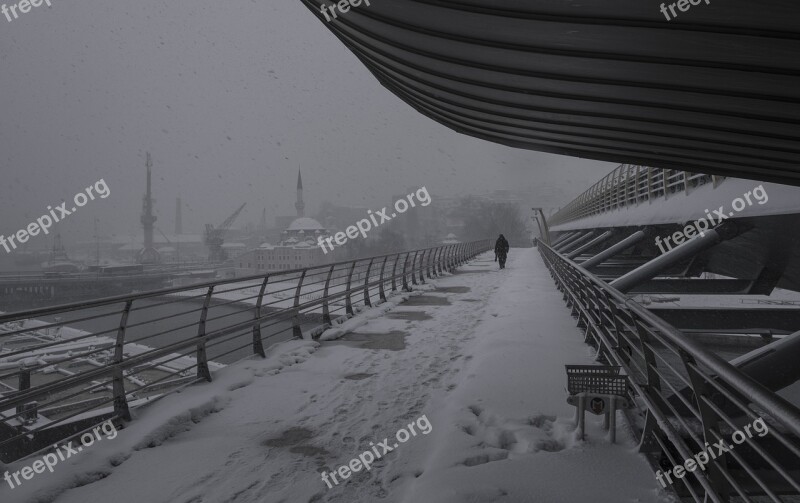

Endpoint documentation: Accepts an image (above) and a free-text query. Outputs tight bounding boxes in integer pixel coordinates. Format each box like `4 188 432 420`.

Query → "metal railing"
538 240 800 502
550 165 725 227
0 240 492 463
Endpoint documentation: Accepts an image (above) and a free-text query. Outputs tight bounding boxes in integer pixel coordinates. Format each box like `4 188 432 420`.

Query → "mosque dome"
287 217 326 232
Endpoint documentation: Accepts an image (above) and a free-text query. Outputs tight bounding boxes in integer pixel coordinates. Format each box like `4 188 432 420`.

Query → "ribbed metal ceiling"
301 0 800 185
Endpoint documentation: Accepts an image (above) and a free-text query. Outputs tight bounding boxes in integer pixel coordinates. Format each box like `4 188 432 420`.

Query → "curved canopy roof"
302 0 800 185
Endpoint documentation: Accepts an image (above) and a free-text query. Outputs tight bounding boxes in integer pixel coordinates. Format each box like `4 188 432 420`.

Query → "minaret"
138 153 160 264
295 169 305 217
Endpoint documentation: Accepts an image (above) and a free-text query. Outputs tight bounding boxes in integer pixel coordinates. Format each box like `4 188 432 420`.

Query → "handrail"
549 165 724 227
0 246 468 322
0 239 492 462
537 239 800 501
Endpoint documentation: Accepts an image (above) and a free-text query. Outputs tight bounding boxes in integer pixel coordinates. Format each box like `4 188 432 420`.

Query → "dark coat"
495 236 509 255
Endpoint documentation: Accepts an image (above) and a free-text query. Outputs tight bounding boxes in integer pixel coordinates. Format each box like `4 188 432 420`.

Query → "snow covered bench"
565 364 632 443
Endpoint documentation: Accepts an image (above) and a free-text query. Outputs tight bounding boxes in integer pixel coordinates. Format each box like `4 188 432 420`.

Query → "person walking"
495 234 509 269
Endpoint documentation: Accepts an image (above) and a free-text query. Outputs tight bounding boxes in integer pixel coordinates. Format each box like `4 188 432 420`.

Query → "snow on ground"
3 248 670 503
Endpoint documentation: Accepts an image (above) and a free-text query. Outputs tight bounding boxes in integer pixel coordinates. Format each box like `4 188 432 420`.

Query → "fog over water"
0 0 613 247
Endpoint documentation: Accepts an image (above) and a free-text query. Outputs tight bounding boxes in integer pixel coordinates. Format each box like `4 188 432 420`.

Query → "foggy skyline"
0 0 614 246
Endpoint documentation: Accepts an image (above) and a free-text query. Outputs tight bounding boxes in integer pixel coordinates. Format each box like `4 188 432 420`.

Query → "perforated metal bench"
565 364 632 443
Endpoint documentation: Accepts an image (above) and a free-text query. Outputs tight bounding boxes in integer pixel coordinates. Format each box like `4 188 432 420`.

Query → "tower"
295 169 305 217
137 153 160 264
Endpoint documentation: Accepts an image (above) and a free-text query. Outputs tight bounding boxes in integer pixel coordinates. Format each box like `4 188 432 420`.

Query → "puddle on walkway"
333 330 409 350
264 427 330 459
460 298 482 303
344 373 374 380
436 286 471 294
402 295 451 306
386 311 433 321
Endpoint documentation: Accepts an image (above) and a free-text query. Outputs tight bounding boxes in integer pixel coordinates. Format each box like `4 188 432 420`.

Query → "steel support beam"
559 232 596 254
553 232 585 252
580 231 646 269
628 279 752 295
551 231 578 248
731 330 800 392
610 229 725 293
566 231 614 260
650 307 800 333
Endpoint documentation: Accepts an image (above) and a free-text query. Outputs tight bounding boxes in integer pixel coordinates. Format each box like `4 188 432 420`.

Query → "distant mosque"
236 170 330 275
279 170 328 247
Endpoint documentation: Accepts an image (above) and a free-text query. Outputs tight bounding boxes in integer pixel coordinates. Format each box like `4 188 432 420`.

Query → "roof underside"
302 0 800 185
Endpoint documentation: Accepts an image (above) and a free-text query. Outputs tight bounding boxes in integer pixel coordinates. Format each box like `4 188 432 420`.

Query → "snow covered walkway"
6 248 667 503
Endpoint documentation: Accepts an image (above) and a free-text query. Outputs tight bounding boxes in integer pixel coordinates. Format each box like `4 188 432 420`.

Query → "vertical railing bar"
196 286 214 382
363 258 374 307
112 299 133 422
252 275 269 357
378 255 388 302
391 253 400 292
322 264 335 325
292 270 307 339
402 252 411 291
345 261 357 315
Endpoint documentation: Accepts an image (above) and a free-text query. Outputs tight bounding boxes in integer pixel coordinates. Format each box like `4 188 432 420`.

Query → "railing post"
196 287 214 382
345 261 357 315
253 275 269 357
363 258 374 307
378 256 388 302
435 246 444 275
112 299 133 421
401 253 411 291
447 244 456 272
391 253 400 291
322 264 335 325
16 365 35 422
411 251 419 286
680 350 731 500
417 250 426 284
293 270 306 338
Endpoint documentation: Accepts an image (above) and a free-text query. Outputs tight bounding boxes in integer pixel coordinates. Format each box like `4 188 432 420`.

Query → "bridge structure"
1 169 800 501
540 166 800 502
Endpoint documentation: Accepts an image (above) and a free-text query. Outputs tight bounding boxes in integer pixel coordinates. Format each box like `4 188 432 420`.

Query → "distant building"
236 171 330 275
441 233 460 244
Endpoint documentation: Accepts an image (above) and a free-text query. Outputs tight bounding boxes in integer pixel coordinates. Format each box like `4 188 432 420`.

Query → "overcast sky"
0 0 615 245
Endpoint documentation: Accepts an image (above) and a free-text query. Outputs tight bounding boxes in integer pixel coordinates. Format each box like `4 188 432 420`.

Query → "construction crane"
205 203 246 263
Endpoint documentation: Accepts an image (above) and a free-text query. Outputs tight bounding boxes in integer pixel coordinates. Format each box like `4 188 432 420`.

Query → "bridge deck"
5 249 661 503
